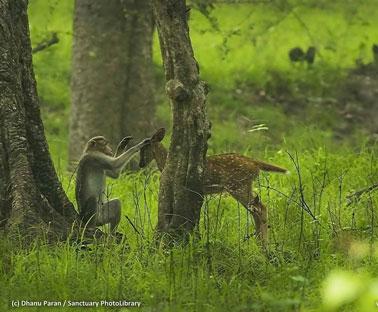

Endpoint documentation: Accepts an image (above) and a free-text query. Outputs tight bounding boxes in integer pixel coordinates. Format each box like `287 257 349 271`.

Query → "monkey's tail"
254 160 288 174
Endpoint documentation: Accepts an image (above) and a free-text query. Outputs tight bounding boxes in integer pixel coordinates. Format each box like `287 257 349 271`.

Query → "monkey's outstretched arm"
105 136 133 178
113 138 150 167
106 138 151 178
84 152 118 171
86 138 150 177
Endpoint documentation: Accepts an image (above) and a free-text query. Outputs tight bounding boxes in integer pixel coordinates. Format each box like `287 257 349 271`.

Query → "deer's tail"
254 160 288 174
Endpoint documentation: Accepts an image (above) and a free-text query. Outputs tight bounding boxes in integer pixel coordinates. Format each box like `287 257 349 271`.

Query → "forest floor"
1 1 378 311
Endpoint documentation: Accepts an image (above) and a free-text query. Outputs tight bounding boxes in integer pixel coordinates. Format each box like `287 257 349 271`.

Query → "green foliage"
1 1 376 311
322 271 378 311
30 0 378 146
1 145 377 311
185 1 378 89
28 0 73 138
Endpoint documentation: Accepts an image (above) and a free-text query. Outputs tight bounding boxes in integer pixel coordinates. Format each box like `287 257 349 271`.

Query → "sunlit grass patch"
322 270 378 311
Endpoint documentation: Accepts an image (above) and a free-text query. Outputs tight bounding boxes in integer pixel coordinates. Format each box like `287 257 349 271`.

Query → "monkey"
76 136 151 233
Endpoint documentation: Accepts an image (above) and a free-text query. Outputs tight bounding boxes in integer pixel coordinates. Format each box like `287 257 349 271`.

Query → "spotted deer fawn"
139 128 288 246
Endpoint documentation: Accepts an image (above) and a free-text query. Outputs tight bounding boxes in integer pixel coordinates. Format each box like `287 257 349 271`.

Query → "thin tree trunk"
153 0 211 239
0 0 77 240
69 0 155 166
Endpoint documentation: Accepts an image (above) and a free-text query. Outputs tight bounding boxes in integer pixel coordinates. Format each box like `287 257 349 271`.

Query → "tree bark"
69 0 155 166
0 0 77 240
153 0 210 239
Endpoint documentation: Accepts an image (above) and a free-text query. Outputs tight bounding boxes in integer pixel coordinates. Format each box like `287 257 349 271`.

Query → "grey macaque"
76 136 149 232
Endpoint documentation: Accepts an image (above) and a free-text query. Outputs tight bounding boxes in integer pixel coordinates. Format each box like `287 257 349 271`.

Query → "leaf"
290 275 307 283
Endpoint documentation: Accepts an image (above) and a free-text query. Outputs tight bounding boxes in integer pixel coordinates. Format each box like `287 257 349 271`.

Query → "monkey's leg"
80 197 98 228
96 199 121 232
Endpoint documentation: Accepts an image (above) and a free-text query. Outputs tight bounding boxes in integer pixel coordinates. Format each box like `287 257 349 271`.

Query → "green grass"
29 0 378 142
1 144 377 311
1 1 377 311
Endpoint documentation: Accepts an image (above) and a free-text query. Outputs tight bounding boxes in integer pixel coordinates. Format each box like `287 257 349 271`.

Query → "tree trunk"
69 0 155 166
153 0 211 239
0 0 77 240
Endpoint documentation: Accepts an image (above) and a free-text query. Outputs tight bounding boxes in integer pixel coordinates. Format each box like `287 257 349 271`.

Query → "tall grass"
1 1 376 311
1 144 377 311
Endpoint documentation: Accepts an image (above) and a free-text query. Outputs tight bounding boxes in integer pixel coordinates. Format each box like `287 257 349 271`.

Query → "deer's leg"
229 187 268 245
251 195 268 244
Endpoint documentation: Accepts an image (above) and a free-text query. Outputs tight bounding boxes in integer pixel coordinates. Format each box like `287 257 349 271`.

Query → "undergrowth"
1 143 377 311
1 1 377 311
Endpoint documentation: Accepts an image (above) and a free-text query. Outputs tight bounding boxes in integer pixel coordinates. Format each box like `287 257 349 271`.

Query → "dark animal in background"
353 43 378 75
289 47 305 63
305 46 316 64
373 44 378 64
289 46 316 65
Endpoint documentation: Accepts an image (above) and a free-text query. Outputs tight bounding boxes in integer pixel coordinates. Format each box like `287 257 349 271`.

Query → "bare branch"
346 183 378 206
32 32 59 54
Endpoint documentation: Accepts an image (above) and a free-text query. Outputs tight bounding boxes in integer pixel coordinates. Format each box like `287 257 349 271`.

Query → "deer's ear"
152 128 165 142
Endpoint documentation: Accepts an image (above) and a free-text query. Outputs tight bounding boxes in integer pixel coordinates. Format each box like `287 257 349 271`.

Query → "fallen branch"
32 32 59 54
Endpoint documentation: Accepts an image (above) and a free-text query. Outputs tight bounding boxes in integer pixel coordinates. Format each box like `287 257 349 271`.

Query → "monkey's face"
87 136 113 156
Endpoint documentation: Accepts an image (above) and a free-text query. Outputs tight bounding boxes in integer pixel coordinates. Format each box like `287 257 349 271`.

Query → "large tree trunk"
0 0 77 240
69 0 155 166
153 0 210 239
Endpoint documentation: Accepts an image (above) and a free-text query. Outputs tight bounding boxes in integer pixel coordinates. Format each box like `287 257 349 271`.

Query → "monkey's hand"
115 136 133 156
141 138 152 146
119 136 133 150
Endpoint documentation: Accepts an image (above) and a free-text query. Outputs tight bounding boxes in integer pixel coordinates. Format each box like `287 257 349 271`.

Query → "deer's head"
139 128 166 168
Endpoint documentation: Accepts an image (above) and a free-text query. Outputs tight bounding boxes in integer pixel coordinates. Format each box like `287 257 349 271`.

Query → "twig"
125 215 145 239
32 32 59 54
346 183 378 206
287 151 317 221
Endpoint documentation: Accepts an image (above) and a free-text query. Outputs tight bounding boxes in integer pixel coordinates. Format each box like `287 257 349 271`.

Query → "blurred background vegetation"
29 0 378 160
2 0 377 311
